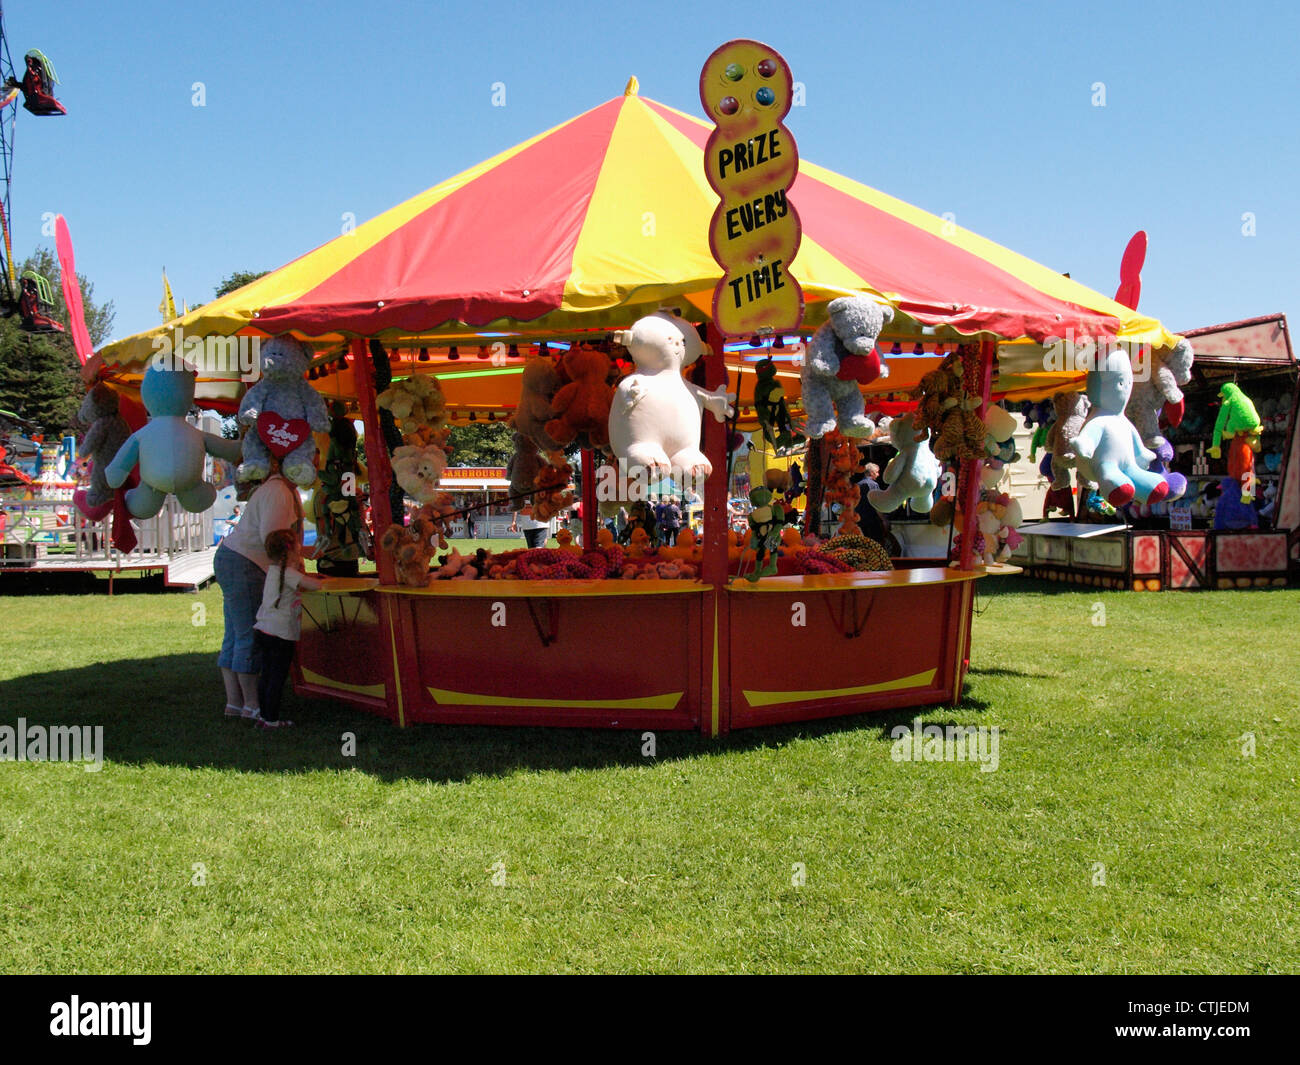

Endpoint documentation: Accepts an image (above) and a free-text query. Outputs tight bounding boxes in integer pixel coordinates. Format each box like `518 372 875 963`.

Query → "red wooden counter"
293 567 988 734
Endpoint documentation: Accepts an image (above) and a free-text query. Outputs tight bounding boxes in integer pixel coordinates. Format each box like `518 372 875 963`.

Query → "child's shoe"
223 704 242 719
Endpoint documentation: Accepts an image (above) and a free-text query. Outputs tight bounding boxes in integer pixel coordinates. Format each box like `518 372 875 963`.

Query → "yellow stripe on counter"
428 687 684 710
743 668 936 708
300 666 385 700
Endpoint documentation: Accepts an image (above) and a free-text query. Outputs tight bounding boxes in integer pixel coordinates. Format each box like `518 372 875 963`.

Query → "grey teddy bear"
78 383 131 508
1124 339 1194 449
237 336 330 486
800 295 893 438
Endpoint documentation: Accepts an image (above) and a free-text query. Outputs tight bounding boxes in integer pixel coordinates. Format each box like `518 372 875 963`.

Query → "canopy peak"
624 75 639 97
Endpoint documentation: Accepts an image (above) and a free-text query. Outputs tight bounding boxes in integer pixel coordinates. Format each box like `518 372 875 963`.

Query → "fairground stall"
1014 313 1295 589
93 71 1181 734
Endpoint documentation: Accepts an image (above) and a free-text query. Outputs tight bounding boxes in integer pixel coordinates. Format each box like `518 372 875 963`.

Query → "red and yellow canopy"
96 79 1179 412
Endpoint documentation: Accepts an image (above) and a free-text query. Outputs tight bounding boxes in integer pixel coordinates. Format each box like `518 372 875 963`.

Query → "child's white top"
255 565 324 641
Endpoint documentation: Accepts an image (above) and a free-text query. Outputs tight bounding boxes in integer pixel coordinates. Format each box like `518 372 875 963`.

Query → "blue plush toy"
1069 350 1169 507
867 412 941 514
104 363 243 517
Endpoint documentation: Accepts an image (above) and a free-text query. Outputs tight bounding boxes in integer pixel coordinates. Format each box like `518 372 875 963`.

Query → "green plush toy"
753 357 803 453
745 485 786 582
1207 383 1261 458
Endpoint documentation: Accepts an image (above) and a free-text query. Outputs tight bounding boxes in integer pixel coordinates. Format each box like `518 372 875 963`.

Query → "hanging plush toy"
545 345 616 450
1207 382 1262 502
1045 390 1090 490
237 337 330 485
1068 350 1168 507
745 485 786 581
1125 339 1194 449
105 363 243 517
913 350 984 462
608 311 734 480
391 441 448 502
75 383 130 509
311 402 367 574
753 357 802 452
377 373 447 434
512 356 564 453
801 296 892 438
868 412 941 514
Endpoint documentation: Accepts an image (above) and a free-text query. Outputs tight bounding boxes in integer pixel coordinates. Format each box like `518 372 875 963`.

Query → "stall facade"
97 81 1181 733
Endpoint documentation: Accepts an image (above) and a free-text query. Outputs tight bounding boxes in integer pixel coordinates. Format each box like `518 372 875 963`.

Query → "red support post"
956 338 997 570
702 322 731 735
352 337 396 585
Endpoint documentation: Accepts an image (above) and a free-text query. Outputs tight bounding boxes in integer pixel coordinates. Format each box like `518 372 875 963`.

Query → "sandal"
223 704 242 718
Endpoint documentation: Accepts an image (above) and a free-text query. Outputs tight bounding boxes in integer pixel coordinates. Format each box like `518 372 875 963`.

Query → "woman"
214 457 304 719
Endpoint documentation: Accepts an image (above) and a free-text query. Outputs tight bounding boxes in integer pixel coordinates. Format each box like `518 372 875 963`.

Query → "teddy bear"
822 429 865 534
391 441 448 502
1044 390 1090 490
532 454 575 521
105 362 243 517
76 382 131 509
1125 339 1194 449
545 345 615 449
512 356 564 452
1068 349 1169 507
868 412 941 514
913 351 984 463
506 429 545 497
380 514 436 587
753 356 802 452
376 374 447 433
608 310 734 481
800 296 893 438
237 337 329 485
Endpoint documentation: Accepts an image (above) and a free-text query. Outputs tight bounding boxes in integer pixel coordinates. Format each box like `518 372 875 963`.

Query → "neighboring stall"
1014 314 1295 589
95 80 1181 732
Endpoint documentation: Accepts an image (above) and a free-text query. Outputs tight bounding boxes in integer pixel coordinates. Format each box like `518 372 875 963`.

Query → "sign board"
1169 504 1193 531
700 40 804 338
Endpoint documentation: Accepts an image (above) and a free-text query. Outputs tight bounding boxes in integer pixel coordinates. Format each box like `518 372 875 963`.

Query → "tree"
214 270 269 299
446 422 514 466
0 250 115 435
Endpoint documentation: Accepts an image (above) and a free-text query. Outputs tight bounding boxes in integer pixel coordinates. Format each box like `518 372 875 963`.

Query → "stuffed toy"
608 311 733 479
379 513 437 588
1208 382 1262 501
376 374 447 433
868 412 940 514
76 383 131 509
913 351 984 462
513 356 564 452
1045 390 1091 491
430 547 482 581
105 362 243 517
311 402 367 572
532 453 574 521
621 499 658 545
753 357 802 452
822 429 865 534
745 486 786 581
391 442 448 503
1068 350 1168 507
1125 339 1194 448
506 430 545 497
983 404 1019 465
235 337 329 485
1213 476 1258 530
801 296 893 438
545 344 615 449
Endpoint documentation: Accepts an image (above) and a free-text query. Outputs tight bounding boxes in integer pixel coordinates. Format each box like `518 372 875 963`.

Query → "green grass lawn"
0 578 1297 973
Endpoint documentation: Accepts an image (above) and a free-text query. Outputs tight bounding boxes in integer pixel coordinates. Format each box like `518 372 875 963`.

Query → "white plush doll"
104 363 243 517
238 337 330 485
608 311 734 481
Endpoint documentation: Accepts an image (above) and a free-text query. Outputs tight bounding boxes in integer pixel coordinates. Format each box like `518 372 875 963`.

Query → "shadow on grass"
1 653 995 784
0 571 179 596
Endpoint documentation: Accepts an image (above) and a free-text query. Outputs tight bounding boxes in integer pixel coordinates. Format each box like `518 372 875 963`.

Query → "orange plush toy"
545 345 615 449
823 430 865 535
532 453 575 521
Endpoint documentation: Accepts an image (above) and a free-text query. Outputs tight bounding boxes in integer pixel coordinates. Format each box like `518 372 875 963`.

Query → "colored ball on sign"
755 86 775 106
724 63 745 82
718 95 740 115
756 58 777 77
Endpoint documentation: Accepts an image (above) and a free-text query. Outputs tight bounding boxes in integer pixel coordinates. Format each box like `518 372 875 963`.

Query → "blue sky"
11 0 1298 341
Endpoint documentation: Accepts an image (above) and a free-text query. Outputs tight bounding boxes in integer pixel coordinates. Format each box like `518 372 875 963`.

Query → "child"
252 529 327 729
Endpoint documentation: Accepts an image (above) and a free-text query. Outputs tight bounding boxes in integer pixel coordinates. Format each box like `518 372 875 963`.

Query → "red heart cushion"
836 352 880 384
256 412 311 458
